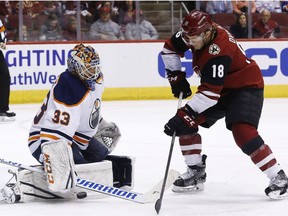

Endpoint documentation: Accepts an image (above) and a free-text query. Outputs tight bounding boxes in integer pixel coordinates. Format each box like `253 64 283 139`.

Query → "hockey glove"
167 70 192 99
164 105 199 136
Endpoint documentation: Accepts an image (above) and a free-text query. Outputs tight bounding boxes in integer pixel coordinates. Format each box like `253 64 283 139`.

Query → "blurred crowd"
198 0 288 38
0 1 288 42
0 0 159 42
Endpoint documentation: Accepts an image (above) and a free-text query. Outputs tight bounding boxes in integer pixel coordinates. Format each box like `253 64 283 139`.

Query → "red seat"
212 13 237 29
23 15 34 30
252 13 261 24
279 26 288 38
7 15 19 29
6 29 17 41
270 12 288 26
33 14 48 30
0 15 7 25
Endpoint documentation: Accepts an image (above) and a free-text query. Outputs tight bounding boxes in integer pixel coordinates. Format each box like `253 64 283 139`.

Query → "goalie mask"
67 43 102 91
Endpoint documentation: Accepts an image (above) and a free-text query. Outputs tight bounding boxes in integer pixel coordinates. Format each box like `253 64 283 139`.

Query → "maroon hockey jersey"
162 23 264 113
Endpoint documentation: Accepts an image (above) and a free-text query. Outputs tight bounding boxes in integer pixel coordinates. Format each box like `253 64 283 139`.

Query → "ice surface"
0 98 288 216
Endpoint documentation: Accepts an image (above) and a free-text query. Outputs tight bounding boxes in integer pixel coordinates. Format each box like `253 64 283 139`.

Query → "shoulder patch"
209 44 220 55
54 71 89 106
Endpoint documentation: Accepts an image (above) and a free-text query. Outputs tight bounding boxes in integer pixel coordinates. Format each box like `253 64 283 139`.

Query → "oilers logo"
89 98 101 129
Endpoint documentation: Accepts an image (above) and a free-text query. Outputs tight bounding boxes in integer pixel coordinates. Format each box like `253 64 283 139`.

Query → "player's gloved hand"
167 70 192 99
164 104 198 136
0 42 6 50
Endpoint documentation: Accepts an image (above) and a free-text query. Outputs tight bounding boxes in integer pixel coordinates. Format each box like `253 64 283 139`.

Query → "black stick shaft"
155 92 183 214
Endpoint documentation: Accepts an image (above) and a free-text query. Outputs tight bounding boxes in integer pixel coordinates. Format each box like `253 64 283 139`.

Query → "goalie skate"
0 183 21 203
265 169 288 200
172 155 207 193
0 170 21 203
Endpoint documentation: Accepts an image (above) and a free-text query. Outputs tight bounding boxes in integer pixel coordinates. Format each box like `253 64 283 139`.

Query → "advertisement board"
4 40 288 103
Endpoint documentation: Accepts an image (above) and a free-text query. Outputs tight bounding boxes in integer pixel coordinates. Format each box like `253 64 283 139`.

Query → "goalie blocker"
0 155 135 203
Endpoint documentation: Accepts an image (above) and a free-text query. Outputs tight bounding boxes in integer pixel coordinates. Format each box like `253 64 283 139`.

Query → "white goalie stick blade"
0 158 179 204
142 169 180 202
75 169 180 203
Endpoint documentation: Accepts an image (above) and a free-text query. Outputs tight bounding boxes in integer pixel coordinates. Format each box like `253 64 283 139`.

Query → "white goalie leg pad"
75 160 113 198
15 166 64 202
0 174 21 204
41 140 76 194
7 160 113 202
0 167 54 203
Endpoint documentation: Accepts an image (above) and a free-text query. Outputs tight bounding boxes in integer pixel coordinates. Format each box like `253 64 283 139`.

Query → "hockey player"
0 43 133 203
0 18 16 121
161 9 288 198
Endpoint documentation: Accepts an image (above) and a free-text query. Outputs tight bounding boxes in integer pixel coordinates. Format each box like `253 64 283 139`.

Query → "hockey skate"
265 169 288 199
0 170 21 204
0 111 16 122
172 155 207 193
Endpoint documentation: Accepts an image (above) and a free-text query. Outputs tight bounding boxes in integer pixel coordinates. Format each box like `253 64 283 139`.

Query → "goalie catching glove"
164 104 199 136
94 117 121 153
167 70 192 99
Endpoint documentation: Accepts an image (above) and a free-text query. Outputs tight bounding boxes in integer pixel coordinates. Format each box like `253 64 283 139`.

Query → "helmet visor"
182 30 204 46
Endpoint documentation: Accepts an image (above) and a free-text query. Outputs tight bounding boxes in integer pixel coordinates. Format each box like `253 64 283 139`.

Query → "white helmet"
67 44 102 90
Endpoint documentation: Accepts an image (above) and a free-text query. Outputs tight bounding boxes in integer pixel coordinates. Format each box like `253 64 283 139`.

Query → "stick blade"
144 169 180 203
154 198 162 214
153 169 180 213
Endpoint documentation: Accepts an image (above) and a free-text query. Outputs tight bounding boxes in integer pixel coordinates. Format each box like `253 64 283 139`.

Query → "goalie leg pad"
75 160 113 198
3 160 114 202
41 140 76 194
0 167 64 203
106 155 135 190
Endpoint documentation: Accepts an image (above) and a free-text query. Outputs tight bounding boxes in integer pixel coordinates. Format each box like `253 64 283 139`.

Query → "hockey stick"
0 157 179 204
155 92 183 214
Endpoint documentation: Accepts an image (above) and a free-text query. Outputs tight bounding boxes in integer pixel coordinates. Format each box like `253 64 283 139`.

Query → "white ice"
1 98 288 216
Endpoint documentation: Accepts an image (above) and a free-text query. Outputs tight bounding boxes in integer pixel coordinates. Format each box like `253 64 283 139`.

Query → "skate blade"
267 190 288 200
172 183 204 193
0 116 16 123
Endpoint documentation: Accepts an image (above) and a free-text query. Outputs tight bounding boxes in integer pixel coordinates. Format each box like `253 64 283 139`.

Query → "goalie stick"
0 158 179 204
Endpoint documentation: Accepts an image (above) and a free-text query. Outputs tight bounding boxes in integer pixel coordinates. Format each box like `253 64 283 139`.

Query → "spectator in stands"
17 1 42 18
41 1 61 16
253 9 280 38
90 1 119 23
229 13 248 38
0 1 12 18
255 0 282 13
62 16 77 41
89 6 124 40
118 0 136 33
124 9 158 40
62 15 87 41
281 1 288 12
62 1 92 18
232 0 256 15
206 1 233 14
39 13 63 41
16 25 29 41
